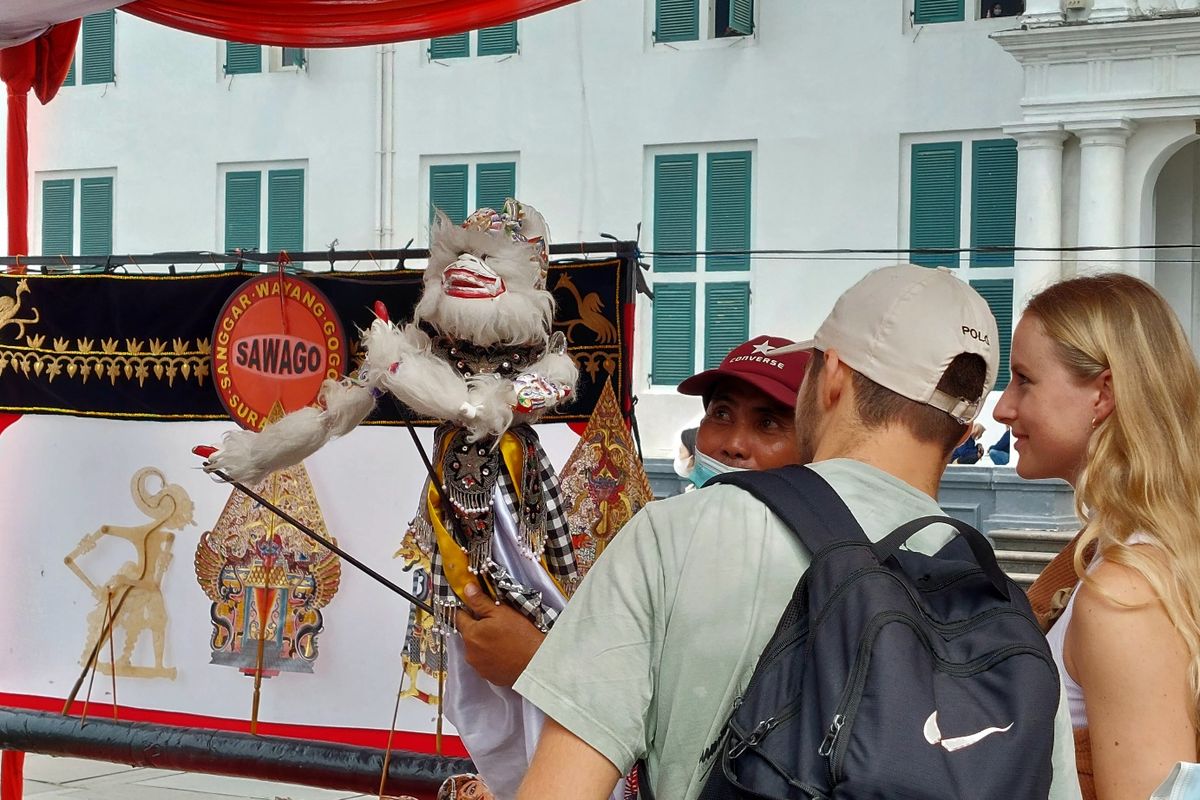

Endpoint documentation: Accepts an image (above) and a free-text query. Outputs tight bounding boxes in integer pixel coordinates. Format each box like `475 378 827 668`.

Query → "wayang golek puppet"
200 199 580 797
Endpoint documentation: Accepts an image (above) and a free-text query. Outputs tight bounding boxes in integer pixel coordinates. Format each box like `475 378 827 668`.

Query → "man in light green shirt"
514 265 1080 800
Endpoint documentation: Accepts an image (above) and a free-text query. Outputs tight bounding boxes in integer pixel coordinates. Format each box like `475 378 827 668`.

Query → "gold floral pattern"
0 280 211 388
0 337 211 387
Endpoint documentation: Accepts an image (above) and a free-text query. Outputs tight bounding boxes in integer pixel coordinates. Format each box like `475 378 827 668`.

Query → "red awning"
122 0 583 48
0 1 583 50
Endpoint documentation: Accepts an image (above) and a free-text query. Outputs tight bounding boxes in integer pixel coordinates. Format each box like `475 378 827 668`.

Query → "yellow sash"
426 430 568 603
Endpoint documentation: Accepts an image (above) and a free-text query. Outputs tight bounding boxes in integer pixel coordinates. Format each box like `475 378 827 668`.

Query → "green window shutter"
64 57 76 86
652 283 697 386
910 142 962 267
704 282 750 369
656 0 699 43
225 42 262 75
477 22 518 56
475 162 516 212
706 150 752 272
224 171 261 259
79 177 113 258
267 169 304 253
729 0 754 35
41 180 74 257
430 33 470 60
971 139 1018 267
970 279 1013 390
914 0 965 24
81 10 115 85
282 48 306 68
430 164 469 225
653 154 698 273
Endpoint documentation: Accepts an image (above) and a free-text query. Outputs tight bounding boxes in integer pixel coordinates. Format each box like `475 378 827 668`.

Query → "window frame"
910 0 1023 24
427 22 520 62
901 132 1017 389
643 141 756 390
34 169 118 264
418 154 520 243
221 43 309 78
62 10 116 87
650 0 758 48
217 161 308 270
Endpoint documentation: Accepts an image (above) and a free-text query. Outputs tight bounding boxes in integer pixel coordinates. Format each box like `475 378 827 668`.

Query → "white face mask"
689 447 746 489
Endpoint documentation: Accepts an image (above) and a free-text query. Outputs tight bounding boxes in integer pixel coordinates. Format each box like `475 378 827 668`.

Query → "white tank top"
1044 533 1154 728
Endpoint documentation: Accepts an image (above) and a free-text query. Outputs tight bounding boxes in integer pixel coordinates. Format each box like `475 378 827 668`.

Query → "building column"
1005 123 1068 311
1020 0 1064 26
1066 119 1136 274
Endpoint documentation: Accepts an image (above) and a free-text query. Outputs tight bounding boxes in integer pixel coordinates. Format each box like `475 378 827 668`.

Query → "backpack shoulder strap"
708 465 869 554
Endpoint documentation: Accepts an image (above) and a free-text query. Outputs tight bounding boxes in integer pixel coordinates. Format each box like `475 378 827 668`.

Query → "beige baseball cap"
770 264 999 423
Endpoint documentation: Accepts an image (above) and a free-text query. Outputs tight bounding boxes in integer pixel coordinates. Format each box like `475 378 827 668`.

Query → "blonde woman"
995 274 1200 800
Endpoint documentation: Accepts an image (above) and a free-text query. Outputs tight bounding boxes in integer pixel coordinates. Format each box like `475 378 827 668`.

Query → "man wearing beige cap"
514 265 1079 800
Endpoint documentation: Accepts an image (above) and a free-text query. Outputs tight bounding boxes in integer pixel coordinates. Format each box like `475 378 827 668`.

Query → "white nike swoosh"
923 711 1014 752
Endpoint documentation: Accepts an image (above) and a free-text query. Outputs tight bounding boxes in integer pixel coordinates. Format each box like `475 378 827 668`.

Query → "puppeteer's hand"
457 581 546 688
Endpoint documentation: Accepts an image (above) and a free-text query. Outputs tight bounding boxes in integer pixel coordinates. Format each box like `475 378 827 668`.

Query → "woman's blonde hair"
1026 273 1200 724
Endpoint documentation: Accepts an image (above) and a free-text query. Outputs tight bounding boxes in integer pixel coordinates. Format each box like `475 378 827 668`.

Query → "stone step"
989 529 1076 554
993 549 1054 578
992 549 1056 564
1005 571 1042 588
988 551 1056 582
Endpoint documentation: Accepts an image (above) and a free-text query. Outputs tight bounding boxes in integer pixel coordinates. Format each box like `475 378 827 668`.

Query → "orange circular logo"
212 275 347 431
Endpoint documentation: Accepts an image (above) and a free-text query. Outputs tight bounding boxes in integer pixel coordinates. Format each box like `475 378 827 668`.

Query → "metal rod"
0 708 474 796
63 586 134 716
209 470 435 616
0 241 636 269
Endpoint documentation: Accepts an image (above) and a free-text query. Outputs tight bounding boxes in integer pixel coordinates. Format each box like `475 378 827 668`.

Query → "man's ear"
953 423 973 450
1092 368 1115 425
820 348 849 412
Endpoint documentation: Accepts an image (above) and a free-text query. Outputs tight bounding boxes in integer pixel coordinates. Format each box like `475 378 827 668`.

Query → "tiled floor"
20 754 381 800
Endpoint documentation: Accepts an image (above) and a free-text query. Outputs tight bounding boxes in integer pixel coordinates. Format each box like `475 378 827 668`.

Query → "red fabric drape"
0 751 23 800
123 0 584 47
0 418 22 800
0 25 74 793
0 20 79 262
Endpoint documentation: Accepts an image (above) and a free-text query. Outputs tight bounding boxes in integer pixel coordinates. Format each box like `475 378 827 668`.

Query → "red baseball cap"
677 335 812 409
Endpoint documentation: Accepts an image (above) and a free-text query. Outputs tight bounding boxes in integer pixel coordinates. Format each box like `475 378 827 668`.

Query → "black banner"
0 258 629 424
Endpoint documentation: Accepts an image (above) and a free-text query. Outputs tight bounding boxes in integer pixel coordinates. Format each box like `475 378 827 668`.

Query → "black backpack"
694 466 1060 800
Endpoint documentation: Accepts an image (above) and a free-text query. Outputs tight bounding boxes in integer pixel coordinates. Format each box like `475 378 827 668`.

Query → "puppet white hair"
204 379 376 485
416 210 554 347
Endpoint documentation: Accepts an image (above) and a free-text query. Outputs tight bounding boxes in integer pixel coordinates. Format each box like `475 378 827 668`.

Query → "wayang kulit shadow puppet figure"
201 199 580 797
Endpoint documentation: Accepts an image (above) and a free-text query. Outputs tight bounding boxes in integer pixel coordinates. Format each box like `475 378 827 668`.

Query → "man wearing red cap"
676 335 812 488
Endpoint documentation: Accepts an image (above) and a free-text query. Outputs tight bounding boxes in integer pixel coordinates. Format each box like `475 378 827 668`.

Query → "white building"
13 0 1200 461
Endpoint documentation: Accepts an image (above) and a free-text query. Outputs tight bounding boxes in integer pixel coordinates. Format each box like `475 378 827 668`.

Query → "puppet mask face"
417 199 555 347
442 253 506 299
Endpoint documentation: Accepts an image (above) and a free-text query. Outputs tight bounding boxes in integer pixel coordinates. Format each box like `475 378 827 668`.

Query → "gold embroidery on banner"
0 337 211 387
553 272 619 344
0 278 211 388
572 350 619 381
0 279 40 339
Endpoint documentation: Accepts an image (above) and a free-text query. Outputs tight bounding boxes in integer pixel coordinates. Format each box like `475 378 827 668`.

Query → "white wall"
26 2 1030 457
